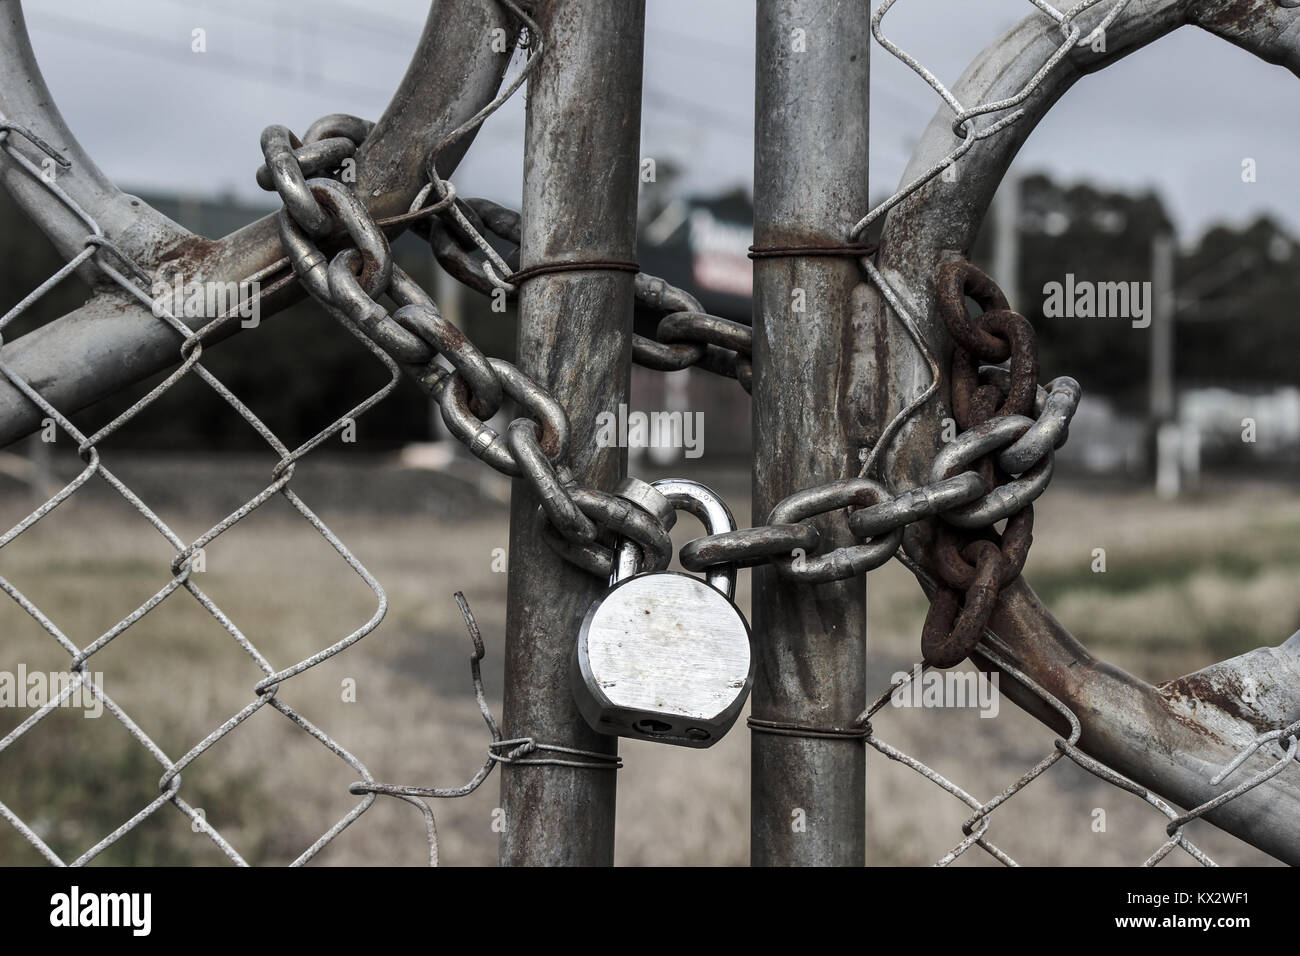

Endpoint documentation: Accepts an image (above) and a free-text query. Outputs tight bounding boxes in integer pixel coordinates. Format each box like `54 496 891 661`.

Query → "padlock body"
573 571 753 748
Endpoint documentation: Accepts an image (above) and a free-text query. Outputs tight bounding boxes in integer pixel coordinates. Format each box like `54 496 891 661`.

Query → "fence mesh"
854 0 1299 866
0 114 516 866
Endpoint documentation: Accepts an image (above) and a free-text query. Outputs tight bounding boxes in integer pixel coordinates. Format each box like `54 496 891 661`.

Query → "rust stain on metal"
155 234 218 269
1193 0 1279 35
1160 670 1277 736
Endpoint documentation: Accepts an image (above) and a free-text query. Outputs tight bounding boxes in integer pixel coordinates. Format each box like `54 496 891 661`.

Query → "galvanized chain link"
349 590 620 864
857 631 1217 867
413 193 755 392
0 0 569 867
850 0 1134 242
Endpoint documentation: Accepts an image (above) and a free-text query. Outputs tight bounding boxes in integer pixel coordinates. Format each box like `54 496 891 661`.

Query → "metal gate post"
751 0 871 865
498 0 646 866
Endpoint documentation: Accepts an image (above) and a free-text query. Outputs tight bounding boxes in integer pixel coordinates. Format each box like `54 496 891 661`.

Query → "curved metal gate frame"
0 0 516 445
0 0 1297 863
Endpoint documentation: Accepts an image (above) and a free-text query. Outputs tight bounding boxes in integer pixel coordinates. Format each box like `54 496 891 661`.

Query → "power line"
27 10 396 103
153 0 422 49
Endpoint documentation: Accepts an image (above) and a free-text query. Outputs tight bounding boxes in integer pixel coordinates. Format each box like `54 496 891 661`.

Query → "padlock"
571 477 753 749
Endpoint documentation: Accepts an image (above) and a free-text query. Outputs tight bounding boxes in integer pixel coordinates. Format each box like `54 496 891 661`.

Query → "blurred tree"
972 174 1298 413
1177 216 1298 388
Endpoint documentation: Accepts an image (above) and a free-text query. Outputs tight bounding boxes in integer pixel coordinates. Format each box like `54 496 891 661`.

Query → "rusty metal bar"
0 0 517 448
978 587 1300 865
750 0 871 866
497 0 645 867
871 0 1300 862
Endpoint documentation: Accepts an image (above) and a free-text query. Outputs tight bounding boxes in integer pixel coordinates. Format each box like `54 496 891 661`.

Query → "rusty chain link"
918 261 1056 667
682 260 1076 604
253 21 753 589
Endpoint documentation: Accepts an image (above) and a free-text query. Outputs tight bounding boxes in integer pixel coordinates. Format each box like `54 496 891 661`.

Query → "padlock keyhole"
633 718 672 736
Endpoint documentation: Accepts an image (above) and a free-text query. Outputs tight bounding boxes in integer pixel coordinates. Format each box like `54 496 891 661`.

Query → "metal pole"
498 0 645 866
751 0 870 866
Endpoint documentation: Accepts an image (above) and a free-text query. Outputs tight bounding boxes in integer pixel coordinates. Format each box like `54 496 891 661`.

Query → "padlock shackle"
610 478 739 599
657 478 739 599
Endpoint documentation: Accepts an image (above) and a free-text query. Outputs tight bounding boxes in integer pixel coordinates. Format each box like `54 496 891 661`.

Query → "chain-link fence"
0 111 508 866
845 0 1300 867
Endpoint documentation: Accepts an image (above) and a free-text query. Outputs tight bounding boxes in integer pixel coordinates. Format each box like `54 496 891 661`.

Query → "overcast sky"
20 0 1300 241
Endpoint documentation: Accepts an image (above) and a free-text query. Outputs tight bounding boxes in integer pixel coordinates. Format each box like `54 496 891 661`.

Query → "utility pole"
993 170 1021 308
1150 231 1178 497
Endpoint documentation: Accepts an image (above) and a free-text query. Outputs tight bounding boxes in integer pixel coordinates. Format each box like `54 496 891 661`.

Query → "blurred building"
632 190 755 465
1181 386 1300 466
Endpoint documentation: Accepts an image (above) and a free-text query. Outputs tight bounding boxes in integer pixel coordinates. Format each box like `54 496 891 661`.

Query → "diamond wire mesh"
0 117 487 867
862 631 1300 866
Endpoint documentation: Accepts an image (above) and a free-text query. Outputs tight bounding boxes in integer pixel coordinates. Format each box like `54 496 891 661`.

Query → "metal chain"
919 261 1044 667
260 118 684 582
681 278 1077 577
414 196 755 392
256 79 752 582
260 101 1078 666
385 194 1066 592
253 1 1077 626
678 374 1076 578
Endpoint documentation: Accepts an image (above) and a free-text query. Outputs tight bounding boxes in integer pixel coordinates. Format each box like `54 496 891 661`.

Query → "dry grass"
0 456 1296 866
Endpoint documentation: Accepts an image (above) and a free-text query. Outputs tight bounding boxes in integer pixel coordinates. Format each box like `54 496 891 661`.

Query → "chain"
258 104 1076 639
678 375 1075 582
8 0 1291 868
415 198 754 392
683 265 1077 672
253 2 751 585
916 262 1044 666
251 0 1074 668
260 161 689 581
257 87 1078 671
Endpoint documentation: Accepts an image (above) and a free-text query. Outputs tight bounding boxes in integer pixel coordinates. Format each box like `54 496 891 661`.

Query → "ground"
0 453 1295 866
